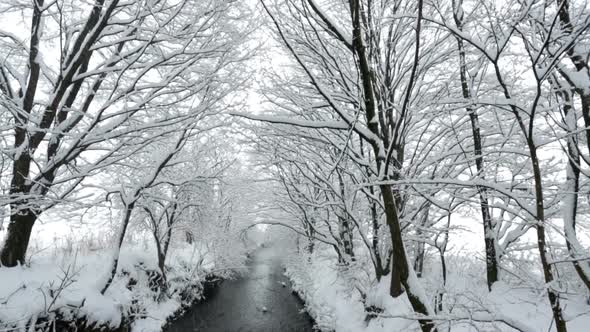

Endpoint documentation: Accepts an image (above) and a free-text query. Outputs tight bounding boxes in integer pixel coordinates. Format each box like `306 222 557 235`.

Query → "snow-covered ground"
0 240 243 332
285 247 590 332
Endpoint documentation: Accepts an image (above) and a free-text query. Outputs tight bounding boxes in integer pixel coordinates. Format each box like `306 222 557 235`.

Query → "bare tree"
428 0 590 329
257 0 455 329
100 127 193 294
0 0 251 266
135 135 233 298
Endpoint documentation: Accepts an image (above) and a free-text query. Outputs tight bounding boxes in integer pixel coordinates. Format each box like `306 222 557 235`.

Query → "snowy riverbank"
0 243 243 332
285 248 590 332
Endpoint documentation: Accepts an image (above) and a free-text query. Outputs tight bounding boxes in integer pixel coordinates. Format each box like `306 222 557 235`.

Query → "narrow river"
165 246 315 331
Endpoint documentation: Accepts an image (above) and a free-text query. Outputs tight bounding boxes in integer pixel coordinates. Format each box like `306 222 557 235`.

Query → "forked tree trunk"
185 231 194 244
347 0 436 328
491 58 568 331
486 51 568 332
261 1 436 329
557 84 590 292
0 0 44 267
154 234 169 299
557 4 590 290
453 0 499 291
557 5 590 294
0 0 113 267
381 184 436 332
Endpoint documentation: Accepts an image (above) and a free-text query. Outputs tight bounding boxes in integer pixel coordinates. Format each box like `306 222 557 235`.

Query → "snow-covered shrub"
285 242 590 332
0 241 238 332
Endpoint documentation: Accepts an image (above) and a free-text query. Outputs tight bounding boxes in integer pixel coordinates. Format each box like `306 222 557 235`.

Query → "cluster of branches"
100 129 248 297
250 0 590 331
0 0 254 300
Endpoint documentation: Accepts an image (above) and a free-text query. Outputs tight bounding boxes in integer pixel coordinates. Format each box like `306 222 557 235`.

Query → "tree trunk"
453 0 499 290
0 210 37 266
185 231 194 244
346 0 436 328
435 250 446 313
1 141 35 267
413 240 425 279
101 202 135 295
556 0 590 157
369 187 386 280
381 184 436 332
306 218 315 254
338 214 355 263
557 4 590 291
563 138 590 291
435 213 451 313
413 204 430 278
529 141 568 332
559 87 590 292
338 172 355 262
155 234 169 300
580 94 590 156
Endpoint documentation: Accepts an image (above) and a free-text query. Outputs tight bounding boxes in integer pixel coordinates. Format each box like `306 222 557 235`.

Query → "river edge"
163 247 318 332
163 277 318 332
159 276 223 331
23 275 224 332
283 268 321 332
1 249 317 332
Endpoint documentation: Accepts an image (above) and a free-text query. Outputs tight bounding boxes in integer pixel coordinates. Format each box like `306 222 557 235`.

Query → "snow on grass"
131 297 182 332
285 252 370 332
285 248 590 332
0 243 219 332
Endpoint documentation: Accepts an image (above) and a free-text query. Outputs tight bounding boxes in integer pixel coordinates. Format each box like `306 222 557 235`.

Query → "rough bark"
0 210 37 266
337 171 355 262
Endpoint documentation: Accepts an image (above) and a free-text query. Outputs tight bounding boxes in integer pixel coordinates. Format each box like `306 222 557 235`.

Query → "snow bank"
285 248 590 332
0 243 227 332
284 252 418 332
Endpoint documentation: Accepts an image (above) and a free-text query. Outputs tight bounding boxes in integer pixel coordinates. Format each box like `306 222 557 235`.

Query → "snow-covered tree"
0 0 251 266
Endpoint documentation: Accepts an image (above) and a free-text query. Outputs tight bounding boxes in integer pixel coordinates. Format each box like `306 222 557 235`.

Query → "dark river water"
165 246 315 332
